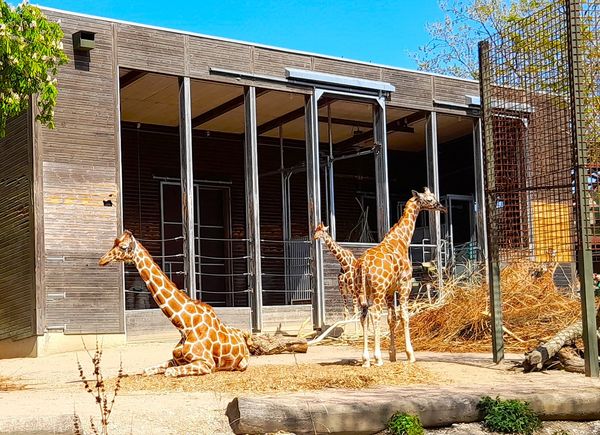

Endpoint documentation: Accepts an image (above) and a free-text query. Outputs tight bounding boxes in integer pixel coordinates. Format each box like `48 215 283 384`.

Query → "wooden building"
0 7 485 358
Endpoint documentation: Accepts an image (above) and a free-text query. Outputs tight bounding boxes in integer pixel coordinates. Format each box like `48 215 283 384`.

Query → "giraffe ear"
324 225 329 232
411 190 419 197
423 187 431 194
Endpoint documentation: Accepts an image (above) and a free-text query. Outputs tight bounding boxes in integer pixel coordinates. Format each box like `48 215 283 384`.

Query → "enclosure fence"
479 0 599 375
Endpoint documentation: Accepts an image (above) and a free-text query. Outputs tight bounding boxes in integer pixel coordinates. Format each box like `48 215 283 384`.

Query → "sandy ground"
1 340 600 434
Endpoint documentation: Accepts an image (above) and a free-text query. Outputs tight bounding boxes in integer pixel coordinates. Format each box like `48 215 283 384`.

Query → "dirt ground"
1 340 599 434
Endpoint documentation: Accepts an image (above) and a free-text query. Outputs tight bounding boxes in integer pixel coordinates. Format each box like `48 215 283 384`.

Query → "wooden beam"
317 116 372 129
257 98 332 135
191 89 269 128
334 111 426 148
119 70 148 89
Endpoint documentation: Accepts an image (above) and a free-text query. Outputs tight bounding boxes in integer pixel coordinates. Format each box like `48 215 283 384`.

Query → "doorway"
160 181 233 306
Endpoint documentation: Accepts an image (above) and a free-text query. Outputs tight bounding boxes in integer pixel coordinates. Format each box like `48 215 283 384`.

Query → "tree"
410 0 554 80
0 0 68 137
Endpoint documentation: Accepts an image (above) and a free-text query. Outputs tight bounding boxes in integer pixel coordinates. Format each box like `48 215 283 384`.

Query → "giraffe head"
313 223 329 240
99 230 137 266
411 187 447 213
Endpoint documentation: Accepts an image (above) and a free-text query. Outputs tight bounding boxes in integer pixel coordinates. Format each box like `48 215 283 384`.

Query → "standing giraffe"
357 187 446 367
99 230 250 377
313 223 359 320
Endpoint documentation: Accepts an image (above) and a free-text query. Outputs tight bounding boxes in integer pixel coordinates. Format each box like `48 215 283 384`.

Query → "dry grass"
0 375 25 392
112 361 442 394
409 260 585 353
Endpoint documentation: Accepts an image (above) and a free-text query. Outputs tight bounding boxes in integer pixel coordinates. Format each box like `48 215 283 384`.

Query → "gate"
479 0 599 375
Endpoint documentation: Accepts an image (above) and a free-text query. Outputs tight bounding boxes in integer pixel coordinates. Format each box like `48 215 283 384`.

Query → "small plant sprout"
74 341 124 435
386 411 424 435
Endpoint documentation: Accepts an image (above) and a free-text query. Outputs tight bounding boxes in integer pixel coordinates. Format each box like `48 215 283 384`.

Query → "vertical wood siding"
0 112 35 340
41 11 122 334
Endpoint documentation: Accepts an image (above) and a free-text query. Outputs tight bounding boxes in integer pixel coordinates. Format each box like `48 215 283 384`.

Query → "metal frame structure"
425 112 443 291
244 86 263 332
178 76 196 299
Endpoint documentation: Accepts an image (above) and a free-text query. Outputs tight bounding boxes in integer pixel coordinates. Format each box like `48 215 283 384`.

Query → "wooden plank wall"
0 112 36 341
41 11 122 334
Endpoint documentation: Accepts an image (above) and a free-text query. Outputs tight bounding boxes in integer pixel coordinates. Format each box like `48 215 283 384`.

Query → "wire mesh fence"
479 0 599 264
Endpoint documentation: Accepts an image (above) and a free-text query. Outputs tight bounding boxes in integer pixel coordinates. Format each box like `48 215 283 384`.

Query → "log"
524 321 584 371
557 347 585 374
247 334 308 356
523 306 600 372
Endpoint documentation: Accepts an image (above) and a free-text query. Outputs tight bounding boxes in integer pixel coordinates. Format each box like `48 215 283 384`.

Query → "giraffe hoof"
374 360 384 367
362 361 371 368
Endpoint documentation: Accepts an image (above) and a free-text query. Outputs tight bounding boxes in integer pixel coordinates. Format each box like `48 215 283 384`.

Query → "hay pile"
0 375 25 392
409 260 583 353
114 361 442 394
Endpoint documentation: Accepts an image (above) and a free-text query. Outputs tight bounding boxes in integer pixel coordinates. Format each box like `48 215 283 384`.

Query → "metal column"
473 118 489 264
374 97 391 240
478 40 504 363
567 0 599 377
425 112 443 291
306 92 325 330
178 77 196 299
244 86 263 332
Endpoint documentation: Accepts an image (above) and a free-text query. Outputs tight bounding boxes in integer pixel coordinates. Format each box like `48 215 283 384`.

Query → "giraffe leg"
386 293 399 363
143 359 177 376
360 304 371 368
399 283 415 363
144 335 186 375
165 344 215 377
164 358 215 377
372 304 384 366
338 274 350 321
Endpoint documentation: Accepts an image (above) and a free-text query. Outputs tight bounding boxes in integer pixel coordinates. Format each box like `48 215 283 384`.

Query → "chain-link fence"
480 0 598 264
479 0 599 375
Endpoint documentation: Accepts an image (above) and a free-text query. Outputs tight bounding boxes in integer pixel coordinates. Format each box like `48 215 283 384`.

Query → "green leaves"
0 0 68 136
478 396 542 434
386 412 425 435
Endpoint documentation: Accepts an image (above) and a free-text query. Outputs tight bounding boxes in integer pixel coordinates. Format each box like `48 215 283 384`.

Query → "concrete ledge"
0 414 73 434
226 386 600 435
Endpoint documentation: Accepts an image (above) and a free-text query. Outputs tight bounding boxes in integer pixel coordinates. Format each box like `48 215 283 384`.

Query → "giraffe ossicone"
99 230 250 377
357 187 446 367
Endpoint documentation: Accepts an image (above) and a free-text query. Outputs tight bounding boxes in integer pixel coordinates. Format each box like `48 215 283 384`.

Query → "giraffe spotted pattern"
99 230 250 377
356 188 446 367
313 223 360 320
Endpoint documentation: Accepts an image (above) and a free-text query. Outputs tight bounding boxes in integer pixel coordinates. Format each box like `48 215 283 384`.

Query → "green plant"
478 396 542 435
0 0 68 136
386 412 424 435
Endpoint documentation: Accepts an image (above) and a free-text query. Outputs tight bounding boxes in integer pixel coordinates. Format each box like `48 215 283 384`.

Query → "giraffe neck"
320 231 353 270
384 197 421 248
131 241 191 324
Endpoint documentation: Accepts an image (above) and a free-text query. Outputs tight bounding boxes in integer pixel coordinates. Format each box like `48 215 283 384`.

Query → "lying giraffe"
313 223 360 320
99 230 251 377
357 188 446 367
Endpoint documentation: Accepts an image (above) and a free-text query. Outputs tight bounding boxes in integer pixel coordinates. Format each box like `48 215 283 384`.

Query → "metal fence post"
478 40 504 363
306 92 325 330
567 0 599 378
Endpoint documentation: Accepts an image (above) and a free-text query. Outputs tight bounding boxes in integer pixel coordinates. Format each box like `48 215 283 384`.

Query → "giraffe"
99 230 251 377
313 223 359 320
356 187 446 367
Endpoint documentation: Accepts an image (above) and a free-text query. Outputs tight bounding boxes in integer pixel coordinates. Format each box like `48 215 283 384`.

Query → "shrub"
386 412 424 435
477 396 542 435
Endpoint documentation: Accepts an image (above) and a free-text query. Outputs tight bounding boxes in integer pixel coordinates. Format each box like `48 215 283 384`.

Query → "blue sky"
32 0 445 70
